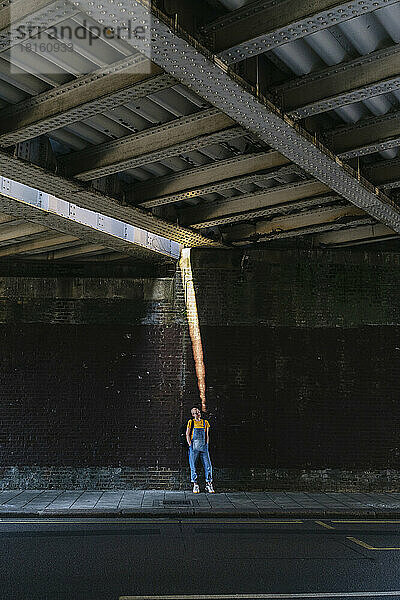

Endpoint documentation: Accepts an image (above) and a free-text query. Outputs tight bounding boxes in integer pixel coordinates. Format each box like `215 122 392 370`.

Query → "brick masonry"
0 249 400 491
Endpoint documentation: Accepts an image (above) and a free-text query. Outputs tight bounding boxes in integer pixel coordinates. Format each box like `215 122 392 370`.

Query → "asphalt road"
1 518 400 600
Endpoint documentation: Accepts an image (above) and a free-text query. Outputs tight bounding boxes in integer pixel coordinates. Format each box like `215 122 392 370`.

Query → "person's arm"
186 421 192 446
206 421 210 445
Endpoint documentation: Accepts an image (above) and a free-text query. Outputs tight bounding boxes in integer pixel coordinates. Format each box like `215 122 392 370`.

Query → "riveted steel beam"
0 150 222 249
365 158 400 189
0 189 178 260
314 222 397 246
0 220 48 242
133 151 290 202
139 164 304 208
0 214 16 225
48 243 109 259
70 0 400 238
0 233 79 256
223 205 370 242
59 108 241 180
0 57 175 146
325 109 400 159
274 45 400 119
190 194 341 228
179 180 330 226
201 0 399 64
0 0 79 53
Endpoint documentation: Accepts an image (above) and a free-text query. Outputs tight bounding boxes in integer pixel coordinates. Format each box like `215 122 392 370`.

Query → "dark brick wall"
0 249 400 491
0 271 196 489
189 249 400 486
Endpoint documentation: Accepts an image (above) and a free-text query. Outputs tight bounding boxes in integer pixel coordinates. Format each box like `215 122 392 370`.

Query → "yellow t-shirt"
187 419 210 440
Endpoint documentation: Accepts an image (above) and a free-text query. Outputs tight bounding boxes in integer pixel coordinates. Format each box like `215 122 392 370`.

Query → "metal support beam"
71 0 400 236
314 223 397 246
365 158 400 189
139 164 302 208
223 205 370 242
0 150 222 249
190 194 341 228
274 45 400 119
133 151 290 202
48 244 109 260
60 108 240 180
0 0 79 52
0 221 48 242
179 180 330 226
0 57 174 146
0 233 79 257
325 110 400 159
201 0 399 64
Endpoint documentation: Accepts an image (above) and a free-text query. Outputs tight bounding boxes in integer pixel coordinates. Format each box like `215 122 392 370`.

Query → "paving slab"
0 490 400 517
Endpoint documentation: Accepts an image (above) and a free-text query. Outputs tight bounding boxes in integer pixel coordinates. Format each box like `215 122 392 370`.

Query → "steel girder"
201 0 400 64
314 223 398 246
42 244 113 260
133 151 291 202
0 220 48 241
274 44 400 119
189 195 342 229
0 150 223 249
0 0 79 52
365 158 400 188
179 180 329 226
58 108 241 180
66 0 400 237
0 233 81 256
325 110 400 159
0 57 175 146
223 205 371 242
139 165 304 208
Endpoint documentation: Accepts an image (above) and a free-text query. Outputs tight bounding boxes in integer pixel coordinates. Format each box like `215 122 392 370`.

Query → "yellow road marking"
333 520 400 523
347 536 400 550
0 519 304 525
118 592 400 599
183 520 304 524
315 520 335 530
0 520 174 525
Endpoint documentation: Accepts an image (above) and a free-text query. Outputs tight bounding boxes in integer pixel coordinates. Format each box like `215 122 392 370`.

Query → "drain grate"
152 499 196 507
164 500 192 505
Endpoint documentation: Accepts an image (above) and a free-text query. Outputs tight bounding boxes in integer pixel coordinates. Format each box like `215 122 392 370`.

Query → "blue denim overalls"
188 419 213 483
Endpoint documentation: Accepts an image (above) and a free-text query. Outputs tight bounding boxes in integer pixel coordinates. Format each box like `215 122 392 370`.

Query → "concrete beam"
59 108 240 180
0 150 222 249
325 110 400 159
0 58 174 146
223 205 368 242
179 180 329 226
201 0 399 64
313 223 397 246
274 45 400 119
74 0 400 236
133 151 290 203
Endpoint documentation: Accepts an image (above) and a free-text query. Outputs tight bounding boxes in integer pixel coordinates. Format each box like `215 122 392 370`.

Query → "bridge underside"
0 0 397 260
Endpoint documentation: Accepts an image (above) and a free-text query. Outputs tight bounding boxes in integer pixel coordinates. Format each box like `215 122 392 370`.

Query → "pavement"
1 489 400 517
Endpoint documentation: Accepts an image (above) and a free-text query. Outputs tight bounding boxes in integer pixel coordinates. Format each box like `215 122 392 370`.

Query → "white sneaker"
193 483 200 494
205 482 215 493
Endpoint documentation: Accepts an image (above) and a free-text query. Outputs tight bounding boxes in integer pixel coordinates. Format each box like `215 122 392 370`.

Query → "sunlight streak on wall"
179 248 206 412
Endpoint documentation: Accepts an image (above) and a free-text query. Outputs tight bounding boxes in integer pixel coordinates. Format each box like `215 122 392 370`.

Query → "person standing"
186 407 215 493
